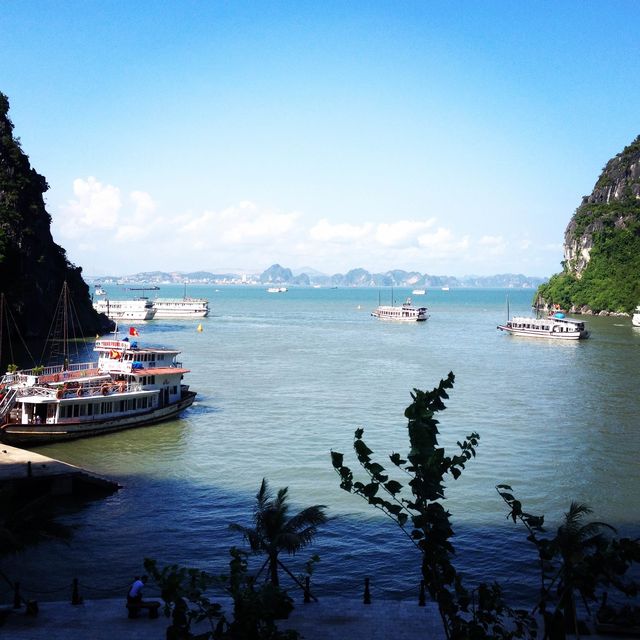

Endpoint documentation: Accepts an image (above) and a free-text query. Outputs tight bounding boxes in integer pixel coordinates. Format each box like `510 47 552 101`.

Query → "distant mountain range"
87 264 547 289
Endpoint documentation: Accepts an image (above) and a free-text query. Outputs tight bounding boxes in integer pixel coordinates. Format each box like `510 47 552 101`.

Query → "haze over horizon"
3 2 639 279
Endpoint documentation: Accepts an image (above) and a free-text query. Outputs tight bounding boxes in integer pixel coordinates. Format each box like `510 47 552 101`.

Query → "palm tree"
230 478 328 587
550 502 616 636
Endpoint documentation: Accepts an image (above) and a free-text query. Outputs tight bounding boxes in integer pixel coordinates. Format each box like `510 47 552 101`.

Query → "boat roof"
511 315 586 325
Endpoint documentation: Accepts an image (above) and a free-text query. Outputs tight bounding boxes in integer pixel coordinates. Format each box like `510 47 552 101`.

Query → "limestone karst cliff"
538 135 640 314
0 92 111 368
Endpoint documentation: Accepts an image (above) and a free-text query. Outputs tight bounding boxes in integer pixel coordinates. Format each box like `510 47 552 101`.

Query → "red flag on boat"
129 327 139 336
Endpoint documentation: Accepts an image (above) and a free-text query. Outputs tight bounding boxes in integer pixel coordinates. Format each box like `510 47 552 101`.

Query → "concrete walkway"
1 596 446 639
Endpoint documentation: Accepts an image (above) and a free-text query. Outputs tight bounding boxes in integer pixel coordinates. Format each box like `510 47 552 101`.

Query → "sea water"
3 286 640 606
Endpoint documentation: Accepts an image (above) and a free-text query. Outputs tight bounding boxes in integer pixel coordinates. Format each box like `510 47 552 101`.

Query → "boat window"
87 403 94 416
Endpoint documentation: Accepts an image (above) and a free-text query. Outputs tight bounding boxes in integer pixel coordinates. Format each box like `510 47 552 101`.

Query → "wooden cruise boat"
497 313 590 340
0 334 196 446
371 297 429 322
93 298 156 322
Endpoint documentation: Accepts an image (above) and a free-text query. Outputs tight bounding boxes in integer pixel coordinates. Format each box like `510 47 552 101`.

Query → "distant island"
87 265 547 289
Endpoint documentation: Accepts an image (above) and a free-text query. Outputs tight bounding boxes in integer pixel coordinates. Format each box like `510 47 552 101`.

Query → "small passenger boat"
632 305 640 327
497 312 590 340
152 297 209 318
93 298 156 322
371 297 429 322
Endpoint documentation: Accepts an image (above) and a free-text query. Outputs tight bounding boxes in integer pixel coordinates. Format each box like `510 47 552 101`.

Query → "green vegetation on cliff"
0 92 111 368
539 208 640 313
537 135 640 314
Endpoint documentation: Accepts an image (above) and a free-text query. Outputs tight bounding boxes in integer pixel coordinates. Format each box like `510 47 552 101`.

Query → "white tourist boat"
94 284 106 296
267 287 288 293
152 297 209 319
497 313 590 340
412 289 426 295
632 305 640 327
0 334 196 446
371 297 429 322
93 298 156 322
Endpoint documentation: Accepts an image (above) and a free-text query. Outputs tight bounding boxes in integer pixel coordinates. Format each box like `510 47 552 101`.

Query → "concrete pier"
0 444 120 496
0 596 446 639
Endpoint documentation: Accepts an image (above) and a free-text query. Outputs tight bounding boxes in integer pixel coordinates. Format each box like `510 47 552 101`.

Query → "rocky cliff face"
564 136 640 278
0 92 111 368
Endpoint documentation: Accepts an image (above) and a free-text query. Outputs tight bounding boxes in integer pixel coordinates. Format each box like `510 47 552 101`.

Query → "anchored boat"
371 297 429 322
497 312 590 340
93 298 156 322
0 334 196 446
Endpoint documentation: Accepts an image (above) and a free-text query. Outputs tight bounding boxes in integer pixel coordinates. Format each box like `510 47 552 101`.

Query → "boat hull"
152 308 209 319
0 391 197 447
371 313 427 322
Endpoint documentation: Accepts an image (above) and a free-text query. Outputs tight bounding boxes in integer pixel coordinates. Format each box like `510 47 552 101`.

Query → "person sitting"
126 575 160 619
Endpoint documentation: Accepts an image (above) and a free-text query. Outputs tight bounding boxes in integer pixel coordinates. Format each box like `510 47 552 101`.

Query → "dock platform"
0 445 120 496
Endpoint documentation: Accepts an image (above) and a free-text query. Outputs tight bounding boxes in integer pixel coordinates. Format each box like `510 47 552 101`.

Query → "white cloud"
375 219 436 247
309 219 373 243
178 201 301 247
53 176 556 276
57 177 121 238
478 235 506 255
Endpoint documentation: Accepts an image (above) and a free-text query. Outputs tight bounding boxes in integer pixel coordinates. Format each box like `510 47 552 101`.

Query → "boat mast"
63 282 69 369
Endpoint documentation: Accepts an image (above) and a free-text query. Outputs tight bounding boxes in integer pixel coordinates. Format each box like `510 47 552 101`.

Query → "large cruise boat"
497 313 590 340
152 297 209 318
0 334 196 446
93 298 156 322
371 297 429 322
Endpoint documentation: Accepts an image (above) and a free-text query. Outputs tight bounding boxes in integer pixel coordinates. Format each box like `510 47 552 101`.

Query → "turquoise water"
3 285 640 605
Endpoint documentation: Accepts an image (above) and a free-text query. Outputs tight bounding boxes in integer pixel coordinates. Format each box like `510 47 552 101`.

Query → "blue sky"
2 1 639 277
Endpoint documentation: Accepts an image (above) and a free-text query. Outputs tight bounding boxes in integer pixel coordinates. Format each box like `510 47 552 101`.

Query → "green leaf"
363 483 379 498
384 480 403 495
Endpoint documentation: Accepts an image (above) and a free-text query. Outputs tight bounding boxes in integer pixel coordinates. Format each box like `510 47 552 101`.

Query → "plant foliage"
331 373 535 640
497 486 640 638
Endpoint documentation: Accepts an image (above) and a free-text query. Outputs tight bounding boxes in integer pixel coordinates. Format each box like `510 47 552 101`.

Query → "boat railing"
9 361 99 386
17 379 146 400
0 387 18 421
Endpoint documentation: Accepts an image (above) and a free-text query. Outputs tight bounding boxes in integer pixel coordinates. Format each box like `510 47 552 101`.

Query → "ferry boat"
152 297 209 319
93 298 156 322
632 305 640 327
371 298 429 322
0 334 196 446
497 313 590 340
